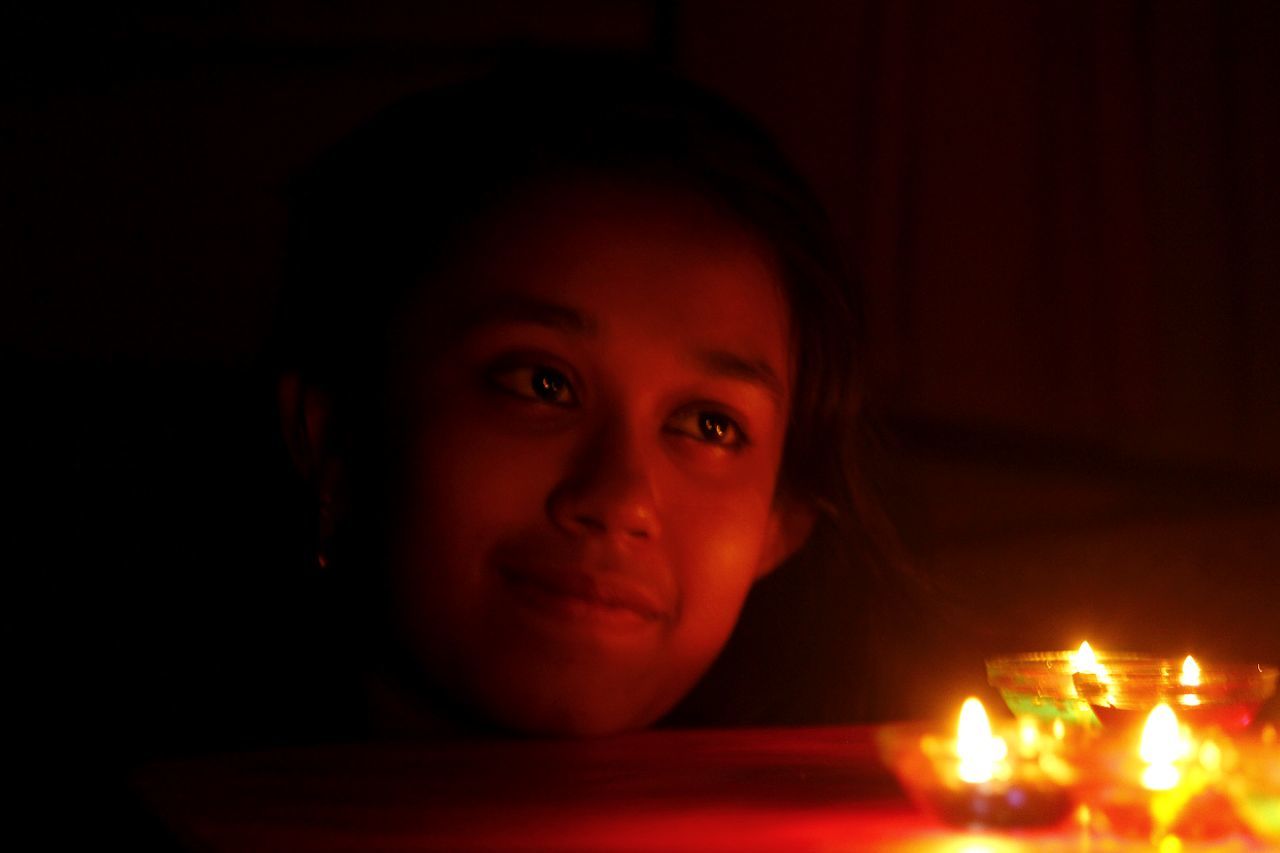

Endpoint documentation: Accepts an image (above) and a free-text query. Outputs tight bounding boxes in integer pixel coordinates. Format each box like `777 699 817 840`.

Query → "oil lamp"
986 641 1152 728
877 697 1079 828
1073 655 1277 732
1077 701 1259 843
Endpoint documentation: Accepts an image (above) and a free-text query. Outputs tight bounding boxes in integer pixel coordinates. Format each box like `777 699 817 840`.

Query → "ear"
754 495 817 580
277 372 342 502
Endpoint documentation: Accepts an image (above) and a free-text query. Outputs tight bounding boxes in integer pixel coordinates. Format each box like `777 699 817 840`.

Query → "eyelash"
665 407 750 451
486 363 578 407
485 360 750 450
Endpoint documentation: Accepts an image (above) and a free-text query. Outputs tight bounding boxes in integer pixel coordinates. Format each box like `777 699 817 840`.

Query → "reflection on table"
134 725 1096 851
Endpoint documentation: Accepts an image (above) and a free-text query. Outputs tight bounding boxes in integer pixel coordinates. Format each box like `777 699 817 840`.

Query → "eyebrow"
459 295 596 335
456 294 786 407
694 349 787 410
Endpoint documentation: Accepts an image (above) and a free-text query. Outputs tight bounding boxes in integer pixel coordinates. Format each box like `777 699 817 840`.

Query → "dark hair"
272 53 914 724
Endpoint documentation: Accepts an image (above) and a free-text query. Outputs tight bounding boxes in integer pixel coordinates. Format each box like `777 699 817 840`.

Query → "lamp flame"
1179 655 1200 687
1069 640 1114 703
957 697 1003 784
1140 703 1184 790
1070 641 1100 674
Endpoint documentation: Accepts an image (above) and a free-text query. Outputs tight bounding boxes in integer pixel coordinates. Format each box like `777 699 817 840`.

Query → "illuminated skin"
376 180 811 736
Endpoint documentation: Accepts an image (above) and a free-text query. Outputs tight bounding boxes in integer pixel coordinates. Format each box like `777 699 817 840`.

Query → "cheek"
399 421 566 560
386 417 576 678
664 486 776 645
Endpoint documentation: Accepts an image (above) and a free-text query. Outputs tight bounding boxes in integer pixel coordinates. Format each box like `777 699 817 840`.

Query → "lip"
498 562 672 627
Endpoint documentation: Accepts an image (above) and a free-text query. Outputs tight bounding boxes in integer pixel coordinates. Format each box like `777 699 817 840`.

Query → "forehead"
429 179 792 370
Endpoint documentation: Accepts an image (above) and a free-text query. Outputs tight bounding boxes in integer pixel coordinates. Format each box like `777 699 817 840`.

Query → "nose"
547 421 661 543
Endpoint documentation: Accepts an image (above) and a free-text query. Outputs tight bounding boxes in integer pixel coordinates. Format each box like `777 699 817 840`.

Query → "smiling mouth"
498 564 670 627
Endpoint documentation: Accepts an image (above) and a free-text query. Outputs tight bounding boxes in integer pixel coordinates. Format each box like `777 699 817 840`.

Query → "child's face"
381 180 805 735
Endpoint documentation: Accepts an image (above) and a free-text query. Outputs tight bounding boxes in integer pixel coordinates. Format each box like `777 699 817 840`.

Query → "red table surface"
133 725 1093 851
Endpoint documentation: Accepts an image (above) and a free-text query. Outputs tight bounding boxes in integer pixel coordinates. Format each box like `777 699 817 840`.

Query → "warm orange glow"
1179 655 1200 687
1198 739 1222 774
957 697 1005 783
1140 703 1184 790
1018 717 1038 751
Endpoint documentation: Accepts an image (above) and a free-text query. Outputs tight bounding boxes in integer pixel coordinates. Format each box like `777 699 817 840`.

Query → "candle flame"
1179 655 1200 687
1140 703 1184 790
1140 704 1180 763
1069 640 1115 703
957 697 1001 784
1070 641 1100 674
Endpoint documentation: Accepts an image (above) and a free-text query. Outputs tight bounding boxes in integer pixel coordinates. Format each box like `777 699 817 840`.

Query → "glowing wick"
957 697 1005 784
1179 655 1200 687
1140 703 1184 791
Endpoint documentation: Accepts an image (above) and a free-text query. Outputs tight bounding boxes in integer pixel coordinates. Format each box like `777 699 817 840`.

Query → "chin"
467 672 681 738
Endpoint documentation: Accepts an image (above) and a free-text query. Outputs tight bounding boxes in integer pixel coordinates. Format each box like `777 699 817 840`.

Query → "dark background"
6 0 1278 771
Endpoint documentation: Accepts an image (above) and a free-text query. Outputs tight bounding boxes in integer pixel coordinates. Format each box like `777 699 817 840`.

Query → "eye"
487 364 578 407
666 407 749 450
